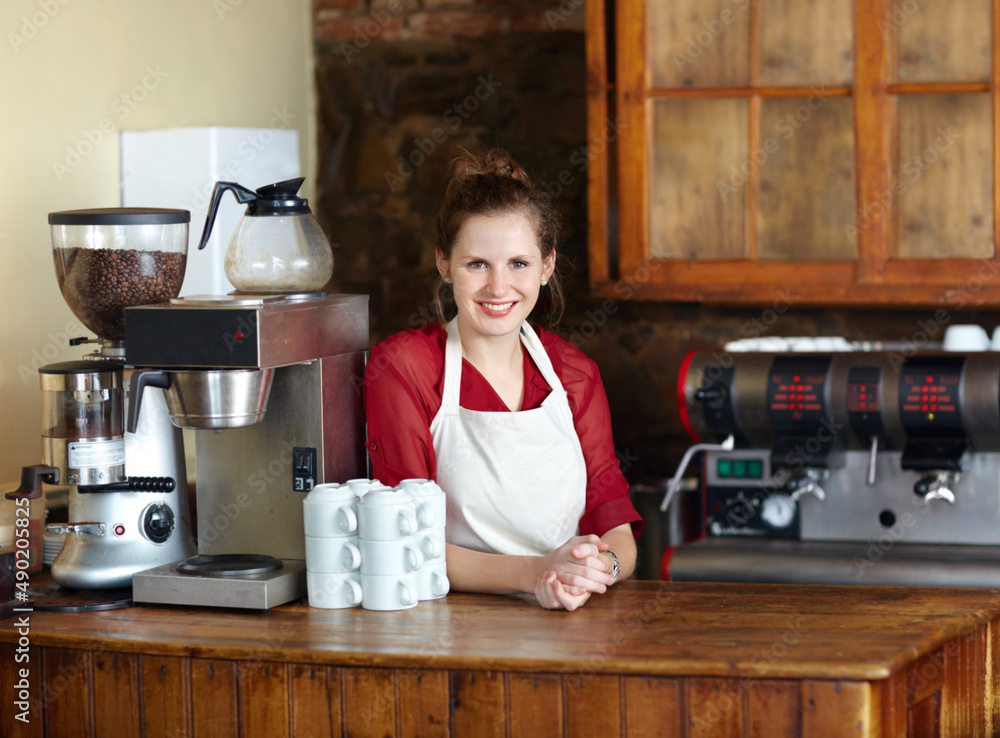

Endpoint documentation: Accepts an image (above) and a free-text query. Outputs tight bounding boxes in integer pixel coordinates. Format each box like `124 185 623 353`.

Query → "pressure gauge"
761 494 796 529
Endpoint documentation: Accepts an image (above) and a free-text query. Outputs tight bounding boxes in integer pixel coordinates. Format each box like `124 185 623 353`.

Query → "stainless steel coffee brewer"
8 208 196 590
125 293 368 609
665 349 1000 587
125 177 367 610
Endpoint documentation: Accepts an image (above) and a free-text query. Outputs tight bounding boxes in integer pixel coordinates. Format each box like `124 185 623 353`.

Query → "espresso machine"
126 178 368 610
665 349 1000 587
8 209 196 591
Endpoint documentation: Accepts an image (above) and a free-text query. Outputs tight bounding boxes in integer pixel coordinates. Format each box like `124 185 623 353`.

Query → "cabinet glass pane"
759 0 853 86
649 0 750 88
893 0 991 83
895 93 993 259
650 99 748 259
758 96 856 260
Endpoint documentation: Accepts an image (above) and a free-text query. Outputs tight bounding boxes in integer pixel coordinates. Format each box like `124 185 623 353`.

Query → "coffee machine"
8 209 197 590
125 293 368 609
665 349 1000 587
125 177 367 610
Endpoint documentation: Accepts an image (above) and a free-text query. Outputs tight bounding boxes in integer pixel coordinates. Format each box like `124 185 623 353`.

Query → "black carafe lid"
249 178 311 215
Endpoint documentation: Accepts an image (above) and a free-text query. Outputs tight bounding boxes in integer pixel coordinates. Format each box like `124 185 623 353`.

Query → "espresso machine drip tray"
177 554 282 577
669 538 1000 588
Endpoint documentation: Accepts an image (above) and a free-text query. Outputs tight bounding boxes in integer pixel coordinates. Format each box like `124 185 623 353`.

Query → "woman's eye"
467 261 485 269
511 261 528 269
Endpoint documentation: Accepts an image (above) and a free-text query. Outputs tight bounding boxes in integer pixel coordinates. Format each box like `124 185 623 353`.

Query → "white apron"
430 319 587 556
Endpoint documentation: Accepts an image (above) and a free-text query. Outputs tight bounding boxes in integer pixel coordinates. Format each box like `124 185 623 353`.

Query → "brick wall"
315 0 584 43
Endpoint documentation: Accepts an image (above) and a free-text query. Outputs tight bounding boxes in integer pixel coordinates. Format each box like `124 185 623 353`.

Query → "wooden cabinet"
3 582 1000 736
587 0 1000 305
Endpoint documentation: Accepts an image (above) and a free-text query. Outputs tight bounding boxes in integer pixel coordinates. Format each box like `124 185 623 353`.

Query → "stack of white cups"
399 478 449 601
357 483 424 610
303 483 363 609
304 478 450 610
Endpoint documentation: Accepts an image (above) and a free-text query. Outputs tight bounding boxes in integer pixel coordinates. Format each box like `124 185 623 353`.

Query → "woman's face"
437 212 555 340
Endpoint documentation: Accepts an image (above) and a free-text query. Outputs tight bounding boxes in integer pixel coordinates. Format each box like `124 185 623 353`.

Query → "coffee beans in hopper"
54 248 187 340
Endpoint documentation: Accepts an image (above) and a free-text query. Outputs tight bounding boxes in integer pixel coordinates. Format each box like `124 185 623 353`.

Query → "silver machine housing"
126 293 368 609
669 350 1000 587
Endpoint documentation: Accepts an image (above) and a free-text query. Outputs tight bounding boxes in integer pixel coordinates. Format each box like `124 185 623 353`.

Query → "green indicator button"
717 459 732 478
747 460 763 479
733 460 748 478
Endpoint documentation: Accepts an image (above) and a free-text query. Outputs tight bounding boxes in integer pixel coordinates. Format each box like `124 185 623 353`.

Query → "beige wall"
0 0 315 487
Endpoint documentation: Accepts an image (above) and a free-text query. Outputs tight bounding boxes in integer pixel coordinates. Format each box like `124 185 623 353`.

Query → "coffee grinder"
126 178 368 610
8 209 196 591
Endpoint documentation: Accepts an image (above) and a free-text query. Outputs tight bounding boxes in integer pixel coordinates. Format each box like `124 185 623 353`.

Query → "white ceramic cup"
416 560 450 601
943 324 990 351
358 487 418 540
307 571 363 609
305 535 362 573
417 528 446 563
360 572 418 611
359 538 424 576
346 478 377 498
398 479 447 531
303 483 359 537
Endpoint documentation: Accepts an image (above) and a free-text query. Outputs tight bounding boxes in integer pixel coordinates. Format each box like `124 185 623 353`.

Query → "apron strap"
517 322 566 395
442 319 464 408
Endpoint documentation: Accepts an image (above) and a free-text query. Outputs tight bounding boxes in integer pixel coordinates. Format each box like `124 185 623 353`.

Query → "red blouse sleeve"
362 328 441 487
540 330 644 540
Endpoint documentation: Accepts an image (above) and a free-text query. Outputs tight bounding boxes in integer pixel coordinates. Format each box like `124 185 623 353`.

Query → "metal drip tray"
132 558 306 610
669 538 1000 588
177 554 282 577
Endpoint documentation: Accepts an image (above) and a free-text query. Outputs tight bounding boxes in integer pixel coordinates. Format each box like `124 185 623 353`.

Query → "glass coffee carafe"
197 177 333 293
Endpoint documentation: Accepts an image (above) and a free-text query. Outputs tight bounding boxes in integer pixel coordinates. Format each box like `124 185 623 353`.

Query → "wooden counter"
2 580 999 737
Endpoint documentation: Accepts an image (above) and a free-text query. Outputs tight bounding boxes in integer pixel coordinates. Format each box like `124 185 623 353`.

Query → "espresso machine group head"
666 349 1000 588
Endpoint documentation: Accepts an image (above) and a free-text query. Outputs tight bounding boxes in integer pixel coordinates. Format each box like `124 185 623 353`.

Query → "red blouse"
362 323 643 540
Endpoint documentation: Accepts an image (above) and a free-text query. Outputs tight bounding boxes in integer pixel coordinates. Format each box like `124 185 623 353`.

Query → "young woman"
363 149 642 611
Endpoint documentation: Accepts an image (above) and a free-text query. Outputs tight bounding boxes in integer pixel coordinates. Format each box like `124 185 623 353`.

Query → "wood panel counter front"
2 581 1000 737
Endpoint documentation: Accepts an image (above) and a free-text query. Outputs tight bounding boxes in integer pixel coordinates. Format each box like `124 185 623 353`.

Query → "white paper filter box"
120 127 300 298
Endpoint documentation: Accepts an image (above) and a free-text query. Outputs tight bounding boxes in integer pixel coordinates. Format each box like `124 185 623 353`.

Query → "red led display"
770 375 821 414
900 372 958 419
847 382 878 412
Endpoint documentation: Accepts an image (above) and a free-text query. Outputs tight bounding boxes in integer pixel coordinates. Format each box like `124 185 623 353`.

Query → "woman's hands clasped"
534 535 616 611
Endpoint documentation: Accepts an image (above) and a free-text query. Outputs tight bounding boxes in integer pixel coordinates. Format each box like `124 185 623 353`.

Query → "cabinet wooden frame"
587 0 1000 306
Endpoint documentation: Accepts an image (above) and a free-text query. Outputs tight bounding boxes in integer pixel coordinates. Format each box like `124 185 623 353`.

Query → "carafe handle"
197 181 260 251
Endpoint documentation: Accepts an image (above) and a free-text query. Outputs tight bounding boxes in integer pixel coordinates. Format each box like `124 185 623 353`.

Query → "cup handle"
404 545 425 572
433 572 450 597
398 581 416 606
337 507 358 535
344 577 363 605
417 502 434 529
421 535 442 560
342 542 362 571
397 508 417 536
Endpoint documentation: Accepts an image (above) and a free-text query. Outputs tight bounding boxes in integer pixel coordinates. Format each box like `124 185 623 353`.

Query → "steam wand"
660 435 735 512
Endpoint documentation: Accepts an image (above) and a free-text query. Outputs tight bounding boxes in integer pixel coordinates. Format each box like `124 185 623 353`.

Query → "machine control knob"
761 494 796 529
142 503 175 544
914 472 957 505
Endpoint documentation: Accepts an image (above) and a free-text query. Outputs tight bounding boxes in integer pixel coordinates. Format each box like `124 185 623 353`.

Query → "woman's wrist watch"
606 550 620 582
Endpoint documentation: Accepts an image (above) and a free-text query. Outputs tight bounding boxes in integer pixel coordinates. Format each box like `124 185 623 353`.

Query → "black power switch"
292 447 317 492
